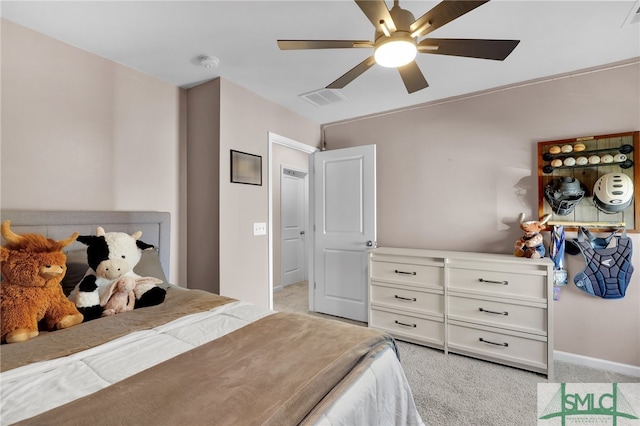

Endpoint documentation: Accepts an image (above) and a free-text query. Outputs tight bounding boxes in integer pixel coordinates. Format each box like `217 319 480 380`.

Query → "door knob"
300 231 305 235
366 240 374 247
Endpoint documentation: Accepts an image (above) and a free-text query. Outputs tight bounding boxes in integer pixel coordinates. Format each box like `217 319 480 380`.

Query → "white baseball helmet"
593 173 634 214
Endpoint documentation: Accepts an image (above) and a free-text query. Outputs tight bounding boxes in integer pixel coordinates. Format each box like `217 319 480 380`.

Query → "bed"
0 210 424 426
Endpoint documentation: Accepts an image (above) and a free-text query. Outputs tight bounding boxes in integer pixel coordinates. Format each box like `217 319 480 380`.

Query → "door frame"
267 132 318 310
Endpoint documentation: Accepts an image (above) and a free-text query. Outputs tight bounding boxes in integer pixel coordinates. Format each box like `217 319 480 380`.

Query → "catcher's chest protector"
573 235 634 299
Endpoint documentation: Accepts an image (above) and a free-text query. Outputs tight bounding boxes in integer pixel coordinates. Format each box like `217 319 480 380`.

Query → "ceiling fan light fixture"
374 37 417 68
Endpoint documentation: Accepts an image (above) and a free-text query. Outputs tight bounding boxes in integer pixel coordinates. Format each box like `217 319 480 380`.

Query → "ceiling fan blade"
326 56 376 89
410 1 489 38
278 40 373 50
418 38 520 60
397 61 429 94
355 0 396 33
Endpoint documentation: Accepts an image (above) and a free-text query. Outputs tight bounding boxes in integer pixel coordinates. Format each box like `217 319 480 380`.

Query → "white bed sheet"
1 301 424 425
315 347 424 426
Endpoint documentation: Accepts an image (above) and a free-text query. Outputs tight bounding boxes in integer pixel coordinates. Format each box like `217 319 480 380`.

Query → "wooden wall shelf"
537 131 639 233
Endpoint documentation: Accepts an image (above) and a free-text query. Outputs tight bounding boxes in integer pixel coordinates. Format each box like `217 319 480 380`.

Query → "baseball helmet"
593 173 634 214
544 177 586 216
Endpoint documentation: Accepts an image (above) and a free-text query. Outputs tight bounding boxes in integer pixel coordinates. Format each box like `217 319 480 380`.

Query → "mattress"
1 288 423 425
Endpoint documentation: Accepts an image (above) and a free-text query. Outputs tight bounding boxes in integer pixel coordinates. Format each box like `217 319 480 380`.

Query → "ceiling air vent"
299 88 348 107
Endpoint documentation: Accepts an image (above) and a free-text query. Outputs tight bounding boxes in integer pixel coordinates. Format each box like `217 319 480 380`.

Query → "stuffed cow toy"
68 227 166 321
1 221 84 343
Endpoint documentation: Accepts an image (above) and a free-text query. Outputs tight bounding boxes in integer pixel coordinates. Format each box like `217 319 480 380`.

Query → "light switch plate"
253 222 266 236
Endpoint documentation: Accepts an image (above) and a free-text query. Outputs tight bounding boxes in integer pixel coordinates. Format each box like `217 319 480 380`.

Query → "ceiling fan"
277 0 520 94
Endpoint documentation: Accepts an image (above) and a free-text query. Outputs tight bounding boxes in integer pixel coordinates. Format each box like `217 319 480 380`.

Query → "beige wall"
322 61 640 366
186 79 321 305
1 19 185 284
1 19 322 307
217 79 320 308
186 79 221 293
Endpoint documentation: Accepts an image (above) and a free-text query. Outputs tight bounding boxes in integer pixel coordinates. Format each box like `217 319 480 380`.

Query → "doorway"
280 167 308 289
267 132 318 310
267 133 376 322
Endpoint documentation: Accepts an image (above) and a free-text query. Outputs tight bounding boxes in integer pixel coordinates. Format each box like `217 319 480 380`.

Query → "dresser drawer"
448 323 547 370
449 266 547 301
371 260 443 288
371 283 443 316
448 295 546 335
370 309 444 345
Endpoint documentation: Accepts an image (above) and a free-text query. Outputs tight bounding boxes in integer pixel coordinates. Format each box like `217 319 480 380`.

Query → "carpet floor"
274 281 638 426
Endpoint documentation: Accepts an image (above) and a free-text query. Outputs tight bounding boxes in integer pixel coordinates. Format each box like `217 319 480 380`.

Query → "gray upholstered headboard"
0 210 171 277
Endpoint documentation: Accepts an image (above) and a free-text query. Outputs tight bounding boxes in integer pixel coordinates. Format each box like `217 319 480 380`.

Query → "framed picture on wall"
231 150 262 186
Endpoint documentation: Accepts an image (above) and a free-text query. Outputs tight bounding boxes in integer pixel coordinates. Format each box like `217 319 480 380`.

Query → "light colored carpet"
274 281 638 426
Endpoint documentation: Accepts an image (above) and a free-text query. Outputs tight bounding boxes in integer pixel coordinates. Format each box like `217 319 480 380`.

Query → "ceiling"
2 1 639 124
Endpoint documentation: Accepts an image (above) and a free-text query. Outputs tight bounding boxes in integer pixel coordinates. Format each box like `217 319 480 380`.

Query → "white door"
313 145 376 322
281 167 306 287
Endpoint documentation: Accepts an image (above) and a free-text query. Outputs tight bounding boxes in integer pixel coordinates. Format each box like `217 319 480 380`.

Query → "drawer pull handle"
479 338 509 347
395 270 417 276
479 308 508 316
395 320 417 328
395 295 417 302
478 278 508 285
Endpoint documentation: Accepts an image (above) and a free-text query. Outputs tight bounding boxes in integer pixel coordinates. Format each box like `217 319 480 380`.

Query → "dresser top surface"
370 247 554 267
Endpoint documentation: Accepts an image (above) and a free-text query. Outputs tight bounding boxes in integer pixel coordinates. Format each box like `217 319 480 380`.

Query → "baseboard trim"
554 350 640 378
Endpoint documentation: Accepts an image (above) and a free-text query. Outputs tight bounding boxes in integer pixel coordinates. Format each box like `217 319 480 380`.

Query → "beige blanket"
16 311 394 426
1 287 235 372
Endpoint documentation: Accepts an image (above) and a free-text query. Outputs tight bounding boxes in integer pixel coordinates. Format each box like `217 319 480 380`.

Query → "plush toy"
68 227 166 321
514 213 551 258
101 276 136 317
0 221 84 343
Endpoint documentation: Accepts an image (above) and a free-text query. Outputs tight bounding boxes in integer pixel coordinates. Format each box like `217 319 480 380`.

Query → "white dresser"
369 247 554 378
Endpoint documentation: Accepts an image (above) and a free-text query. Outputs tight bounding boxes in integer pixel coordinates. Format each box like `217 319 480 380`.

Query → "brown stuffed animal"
514 213 551 259
0 221 84 343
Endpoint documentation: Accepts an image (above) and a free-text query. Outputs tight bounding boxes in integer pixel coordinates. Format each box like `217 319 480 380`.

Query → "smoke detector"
198 55 220 69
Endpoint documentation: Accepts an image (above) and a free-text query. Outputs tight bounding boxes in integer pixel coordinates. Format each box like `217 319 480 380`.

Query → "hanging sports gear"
543 177 586 216
572 227 634 299
549 225 567 286
592 173 634 214
565 227 621 256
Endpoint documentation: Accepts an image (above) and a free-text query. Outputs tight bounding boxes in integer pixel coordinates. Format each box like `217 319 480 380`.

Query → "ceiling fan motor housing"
374 4 416 43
